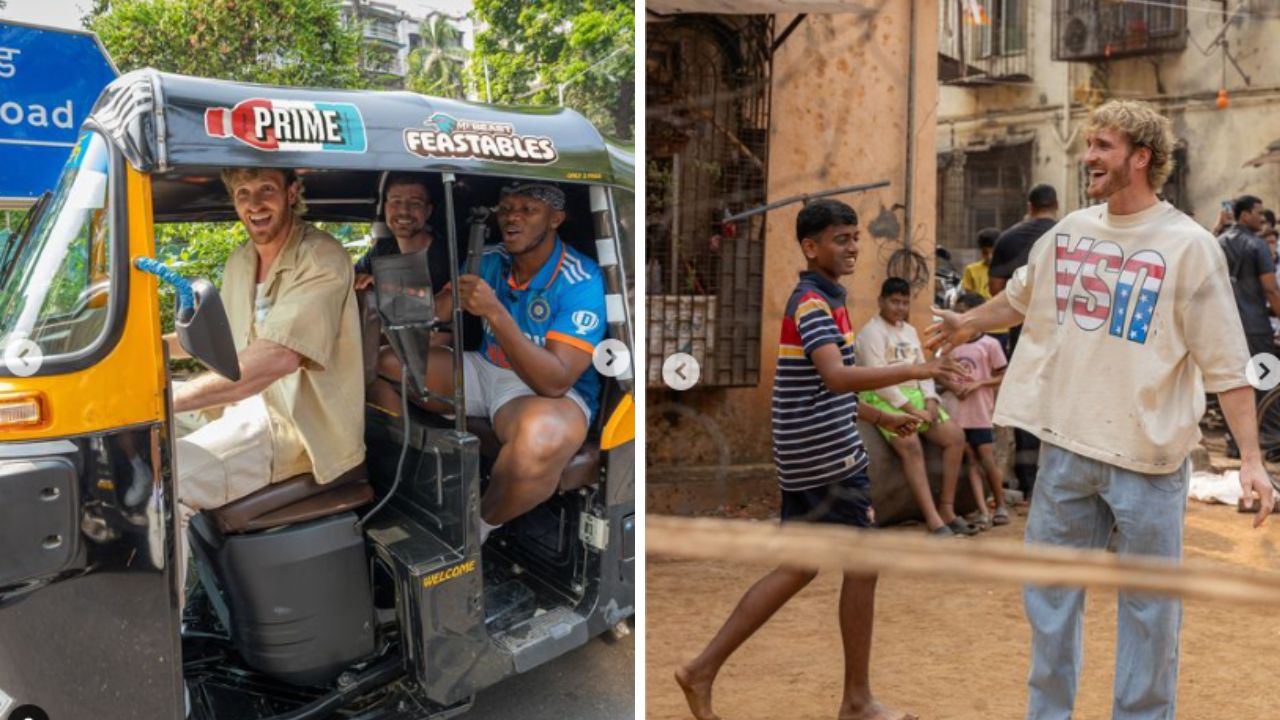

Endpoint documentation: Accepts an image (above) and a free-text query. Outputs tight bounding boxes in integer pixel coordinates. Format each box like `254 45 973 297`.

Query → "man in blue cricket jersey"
376 183 607 541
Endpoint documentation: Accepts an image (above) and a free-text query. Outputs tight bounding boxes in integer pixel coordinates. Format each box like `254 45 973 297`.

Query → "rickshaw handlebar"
134 257 196 319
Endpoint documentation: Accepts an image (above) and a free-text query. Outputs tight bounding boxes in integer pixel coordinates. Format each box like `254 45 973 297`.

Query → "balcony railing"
1052 0 1186 62
364 23 401 45
939 0 1032 85
360 56 404 76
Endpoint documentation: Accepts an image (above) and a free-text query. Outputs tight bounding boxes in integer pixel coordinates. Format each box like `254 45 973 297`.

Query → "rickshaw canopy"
88 69 634 190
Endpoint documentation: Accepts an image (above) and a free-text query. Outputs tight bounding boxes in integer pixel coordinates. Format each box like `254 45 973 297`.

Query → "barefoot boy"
676 199 964 720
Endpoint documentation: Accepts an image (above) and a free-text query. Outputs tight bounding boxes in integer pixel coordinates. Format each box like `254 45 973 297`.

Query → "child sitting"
857 277 973 536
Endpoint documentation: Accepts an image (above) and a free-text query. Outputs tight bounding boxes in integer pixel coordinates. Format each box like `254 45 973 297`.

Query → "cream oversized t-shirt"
996 200 1250 474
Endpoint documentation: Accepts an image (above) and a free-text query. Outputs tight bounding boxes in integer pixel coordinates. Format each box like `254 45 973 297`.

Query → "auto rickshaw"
0 69 635 720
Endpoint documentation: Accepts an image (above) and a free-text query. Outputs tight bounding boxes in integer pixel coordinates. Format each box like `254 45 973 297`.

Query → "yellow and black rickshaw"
0 69 635 719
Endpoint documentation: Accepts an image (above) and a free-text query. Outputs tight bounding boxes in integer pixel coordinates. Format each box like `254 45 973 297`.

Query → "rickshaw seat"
210 464 372 535
465 416 601 493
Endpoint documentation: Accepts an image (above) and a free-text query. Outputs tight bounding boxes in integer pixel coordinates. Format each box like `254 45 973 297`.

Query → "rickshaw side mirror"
178 279 241 382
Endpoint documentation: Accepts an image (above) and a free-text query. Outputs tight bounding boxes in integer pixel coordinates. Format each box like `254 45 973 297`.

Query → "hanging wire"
887 247 932 292
1110 0 1266 18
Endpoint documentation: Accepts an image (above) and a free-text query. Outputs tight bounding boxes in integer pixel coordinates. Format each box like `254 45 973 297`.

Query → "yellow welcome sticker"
422 559 478 588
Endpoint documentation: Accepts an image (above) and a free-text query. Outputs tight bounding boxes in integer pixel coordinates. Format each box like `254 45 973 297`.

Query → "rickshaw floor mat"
482 578 537 633
481 547 579 612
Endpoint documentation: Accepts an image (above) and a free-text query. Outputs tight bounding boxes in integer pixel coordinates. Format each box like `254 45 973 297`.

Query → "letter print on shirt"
1054 233 1167 344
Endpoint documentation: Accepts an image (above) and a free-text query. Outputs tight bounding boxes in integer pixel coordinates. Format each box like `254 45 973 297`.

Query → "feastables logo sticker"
205 99 367 152
403 112 558 165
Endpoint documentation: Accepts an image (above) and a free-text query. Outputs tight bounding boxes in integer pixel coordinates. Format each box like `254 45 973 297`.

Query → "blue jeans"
1024 444 1188 720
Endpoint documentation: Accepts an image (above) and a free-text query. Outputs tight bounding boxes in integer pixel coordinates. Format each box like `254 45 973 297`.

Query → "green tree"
86 0 365 89
405 13 467 99
83 0 374 339
470 0 634 139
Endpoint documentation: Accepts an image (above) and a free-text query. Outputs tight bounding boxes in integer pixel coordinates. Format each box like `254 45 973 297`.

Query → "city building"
645 5 938 468
937 0 1280 265
339 0 474 94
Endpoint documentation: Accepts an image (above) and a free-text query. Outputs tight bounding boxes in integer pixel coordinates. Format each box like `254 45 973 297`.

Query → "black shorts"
964 427 994 448
780 472 874 528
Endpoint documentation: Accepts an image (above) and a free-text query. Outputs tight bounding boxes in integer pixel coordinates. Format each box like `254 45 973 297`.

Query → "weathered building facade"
937 0 1280 267
646 3 941 469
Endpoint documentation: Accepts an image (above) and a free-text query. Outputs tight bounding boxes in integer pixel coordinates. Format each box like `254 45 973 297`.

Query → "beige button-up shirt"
222 221 365 484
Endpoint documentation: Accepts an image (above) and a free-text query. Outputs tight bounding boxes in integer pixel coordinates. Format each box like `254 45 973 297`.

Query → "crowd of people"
679 98 1276 720
1211 193 1280 459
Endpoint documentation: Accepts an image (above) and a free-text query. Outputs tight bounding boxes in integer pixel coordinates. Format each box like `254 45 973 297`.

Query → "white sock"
480 519 502 544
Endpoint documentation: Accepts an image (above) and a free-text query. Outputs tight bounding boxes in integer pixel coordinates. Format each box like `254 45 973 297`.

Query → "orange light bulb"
1217 88 1229 109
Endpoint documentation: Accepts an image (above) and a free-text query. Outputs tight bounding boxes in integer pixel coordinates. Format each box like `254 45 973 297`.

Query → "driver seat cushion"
210 463 372 535
466 416 600 493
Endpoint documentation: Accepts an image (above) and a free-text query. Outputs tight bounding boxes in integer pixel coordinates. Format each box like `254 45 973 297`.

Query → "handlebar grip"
466 208 489 276
466 228 485 276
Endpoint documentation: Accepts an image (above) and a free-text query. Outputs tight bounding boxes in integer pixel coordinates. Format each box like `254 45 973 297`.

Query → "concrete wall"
937 1 1280 232
648 3 940 468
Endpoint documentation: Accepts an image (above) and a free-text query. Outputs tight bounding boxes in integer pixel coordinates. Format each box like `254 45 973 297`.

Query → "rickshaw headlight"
0 393 46 428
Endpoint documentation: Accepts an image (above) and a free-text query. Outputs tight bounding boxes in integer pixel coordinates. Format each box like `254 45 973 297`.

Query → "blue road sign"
0 20 118 203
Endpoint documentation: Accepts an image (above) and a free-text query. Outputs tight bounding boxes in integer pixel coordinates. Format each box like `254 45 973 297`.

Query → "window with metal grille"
1161 145 1191 215
983 0 1027 56
937 142 1032 262
939 0 1031 84
1053 0 1187 62
645 16 773 388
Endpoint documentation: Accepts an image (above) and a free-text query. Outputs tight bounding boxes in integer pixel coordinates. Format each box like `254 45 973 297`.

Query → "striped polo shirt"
771 271 869 492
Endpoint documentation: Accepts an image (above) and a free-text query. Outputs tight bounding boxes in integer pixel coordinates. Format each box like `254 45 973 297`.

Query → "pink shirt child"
945 334 1007 429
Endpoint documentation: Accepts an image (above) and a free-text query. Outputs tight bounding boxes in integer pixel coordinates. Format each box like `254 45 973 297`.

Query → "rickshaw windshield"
0 131 116 362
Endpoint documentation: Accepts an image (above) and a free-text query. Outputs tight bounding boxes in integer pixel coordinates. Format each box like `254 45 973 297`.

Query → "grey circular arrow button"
662 352 700 391
3 338 42 377
592 339 631 378
1247 353 1280 391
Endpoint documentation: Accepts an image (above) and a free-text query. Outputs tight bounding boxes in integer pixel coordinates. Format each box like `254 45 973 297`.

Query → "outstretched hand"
924 306 978 355
920 353 972 388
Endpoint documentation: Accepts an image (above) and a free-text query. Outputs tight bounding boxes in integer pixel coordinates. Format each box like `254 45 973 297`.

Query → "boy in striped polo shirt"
676 200 965 720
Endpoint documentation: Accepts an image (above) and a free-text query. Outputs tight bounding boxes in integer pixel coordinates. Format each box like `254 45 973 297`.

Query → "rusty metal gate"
646 15 772 388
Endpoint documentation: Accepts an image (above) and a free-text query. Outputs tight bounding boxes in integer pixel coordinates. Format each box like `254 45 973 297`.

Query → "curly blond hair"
220 167 308 216
1084 100 1177 191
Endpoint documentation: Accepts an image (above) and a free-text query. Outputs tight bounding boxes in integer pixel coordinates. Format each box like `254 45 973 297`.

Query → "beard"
389 216 425 242
1086 164 1132 200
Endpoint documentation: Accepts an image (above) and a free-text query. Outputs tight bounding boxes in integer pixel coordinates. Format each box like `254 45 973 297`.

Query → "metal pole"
903 0 917 251
670 153 681 294
721 180 891 223
483 58 492 103
595 186 634 392
442 172 466 434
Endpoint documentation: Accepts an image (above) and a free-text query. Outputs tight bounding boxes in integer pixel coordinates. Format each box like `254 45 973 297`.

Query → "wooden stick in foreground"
647 515 1280 606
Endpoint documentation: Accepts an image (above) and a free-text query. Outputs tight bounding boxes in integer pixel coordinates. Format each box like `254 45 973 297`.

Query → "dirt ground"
646 498 1280 719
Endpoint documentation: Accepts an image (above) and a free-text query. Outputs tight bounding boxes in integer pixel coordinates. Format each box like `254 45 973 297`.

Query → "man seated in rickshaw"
371 183 607 541
352 171 480 348
170 167 365 581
